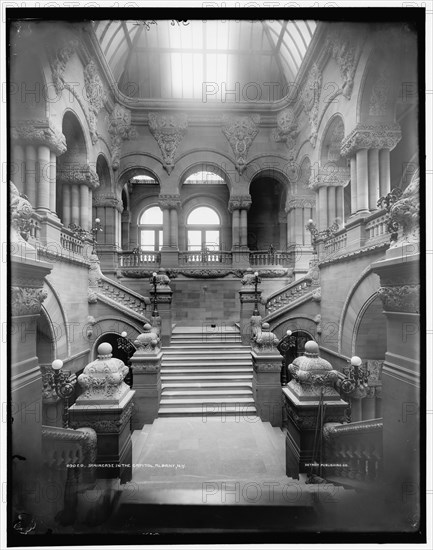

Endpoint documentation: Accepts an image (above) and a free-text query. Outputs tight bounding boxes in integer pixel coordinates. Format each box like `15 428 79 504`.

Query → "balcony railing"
179 250 232 266
323 230 348 257
249 250 293 267
119 250 161 267
365 210 388 242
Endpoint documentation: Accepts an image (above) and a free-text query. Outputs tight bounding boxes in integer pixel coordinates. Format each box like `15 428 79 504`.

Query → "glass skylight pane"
169 24 181 49
206 53 217 81
160 53 172 98
216 21 229 50
206 21 218 50
228 20 240 50
185 171 224 184
193 53 203 99
192 21 203 49
187 207 220 225
182 53 194 97
171 52 183 97
131 175 156 183
217 54 227 87
140 206 163 225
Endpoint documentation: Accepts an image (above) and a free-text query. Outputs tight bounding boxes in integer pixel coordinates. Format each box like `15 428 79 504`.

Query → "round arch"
270 315 318 341
89 317 143 359
96 153 112 191
41 279 71 359
353 292 387 360
179 162 230 188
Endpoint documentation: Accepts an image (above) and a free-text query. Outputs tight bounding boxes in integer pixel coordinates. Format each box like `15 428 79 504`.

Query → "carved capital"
158 194 181 210
11 119 67 156
57 165 100 189
340 123 402 157
222 114 260 173
93 193 123 212
377 284 419 313
228 195 252 212
148 112 188 174
308 167 350 190
11 286 47 316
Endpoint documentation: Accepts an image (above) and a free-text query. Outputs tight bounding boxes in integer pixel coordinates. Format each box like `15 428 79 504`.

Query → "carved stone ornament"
252 323 280 353
158 194 182 210
12 286 48 316
285 196 316 212
388 167 420 248
134 323 161 354
377 284 420 313
308 167 350 190
57 165 100 189
326 28 362 100
10 181 34 244
327 119 345 162
152 268 171 288
311 287 322 302
241 268 258 286
108 103 136 170
93 193 123 212
48 40 79 94
71 401 134 434
88 252 103 304
301 64 322 147
84 59 107 145
340 122 402 158
272 108 299 151
148 112 188 174
76 342 130 404
288 341 339 387
11 119 67 156
228 195 252 212
221 114 260 174
250 314 262 341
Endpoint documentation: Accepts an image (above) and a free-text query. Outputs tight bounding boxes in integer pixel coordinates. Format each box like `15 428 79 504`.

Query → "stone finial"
134 323 160 354
77 343 130 404
288 341 339 387
252 322 280 353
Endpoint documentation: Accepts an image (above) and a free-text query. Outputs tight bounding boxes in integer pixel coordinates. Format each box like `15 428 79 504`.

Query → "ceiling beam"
122 21 133 49
276 21 289 51
262 22 288 87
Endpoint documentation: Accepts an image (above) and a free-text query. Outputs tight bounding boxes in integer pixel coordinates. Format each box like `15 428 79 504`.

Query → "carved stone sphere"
304 340 319 356
98 342 112 357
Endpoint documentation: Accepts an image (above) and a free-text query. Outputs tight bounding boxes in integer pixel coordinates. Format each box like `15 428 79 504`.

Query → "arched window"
186 206 221 251
138 206 163 251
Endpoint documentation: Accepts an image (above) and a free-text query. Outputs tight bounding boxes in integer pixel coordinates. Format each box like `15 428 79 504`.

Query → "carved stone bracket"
222 114 260 174
148 112 188 174
108 103 136 170
11 119 67 156
340 122 402 158
228 195 252 212
158 194 182 210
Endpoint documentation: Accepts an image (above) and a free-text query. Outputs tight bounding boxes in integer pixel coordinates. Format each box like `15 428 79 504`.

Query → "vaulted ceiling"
93 20 316 102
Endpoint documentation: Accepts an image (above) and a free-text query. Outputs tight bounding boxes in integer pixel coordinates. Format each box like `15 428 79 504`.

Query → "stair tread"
162 390 252 396
160 397 255 404
162 375 252 379
162 382 252 388
158 406 257 414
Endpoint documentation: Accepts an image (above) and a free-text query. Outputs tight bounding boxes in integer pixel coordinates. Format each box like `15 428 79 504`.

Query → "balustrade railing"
322 418 383 485
60 228 85 255
323 230 348 257
119 250 161 267
265 275 316 315
97 276 150 317
365 210 388 242
250 250 292 267
179 250 232 265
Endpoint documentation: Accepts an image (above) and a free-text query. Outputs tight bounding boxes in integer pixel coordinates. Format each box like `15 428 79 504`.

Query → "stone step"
160 396 255 406
162 381 252 390
158 405 257 417
163 348 250 355
161 389 253 398
161 361 252 368
161 366 252 373
161 374 252 381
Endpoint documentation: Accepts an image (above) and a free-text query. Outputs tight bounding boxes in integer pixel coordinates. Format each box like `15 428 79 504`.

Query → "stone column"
62 185 71 227
229 195 251 267
71 184 80 225
336 185 344 224
231 208 240 250
49 151 57 214
318 186 328 230
170 207 179 248
341 122 401 215
251 323 283 427
349 156 357 214
240 208 248 248
122 210 131 249
79 184 90 230
12 143 25 194
327 186 336 225
37 145 54 213
368 148 380 210
286 209 292 249
158 194 181 267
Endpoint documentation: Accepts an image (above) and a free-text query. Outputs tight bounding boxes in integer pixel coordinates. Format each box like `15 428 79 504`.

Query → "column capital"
228 195 252 212
11 119 67 156
57 165 100 189
340 122 402 158
158 194 181 210
285 196 316 213
308 167 350 190
93 193 124 212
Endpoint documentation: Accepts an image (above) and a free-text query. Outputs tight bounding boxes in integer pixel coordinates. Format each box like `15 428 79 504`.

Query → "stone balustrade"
249 250 292 267
364 209 389 242
119 250 161 267
265 277 315 315
323 418 383 485
60 227 85 255
179 250 232 265
97 277 150 317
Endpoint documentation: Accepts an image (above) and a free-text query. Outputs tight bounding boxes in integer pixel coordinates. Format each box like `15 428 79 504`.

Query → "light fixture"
91 218 103 253
253 271 260 316
42 360 77 428
340 356 369 395
151 272 159 317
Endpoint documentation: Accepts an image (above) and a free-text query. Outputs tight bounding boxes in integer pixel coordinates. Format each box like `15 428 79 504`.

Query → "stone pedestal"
282 341 348 479
149 270 173 346
252 351 283 427
69 342 135 483
130 350 162 429
70 392 134 484
38 212 62 248
239 288 262 344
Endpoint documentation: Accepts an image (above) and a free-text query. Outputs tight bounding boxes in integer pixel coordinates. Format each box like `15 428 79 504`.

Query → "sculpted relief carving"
221 114 260 174
148 112 188 174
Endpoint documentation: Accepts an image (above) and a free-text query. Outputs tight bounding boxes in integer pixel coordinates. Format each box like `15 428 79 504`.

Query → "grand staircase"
159 326 256 417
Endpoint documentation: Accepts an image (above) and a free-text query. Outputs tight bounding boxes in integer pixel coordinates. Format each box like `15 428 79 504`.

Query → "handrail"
250 250 293 267
179 250 232 265
264 266 319 316
97 274 151 316
119 250 161 267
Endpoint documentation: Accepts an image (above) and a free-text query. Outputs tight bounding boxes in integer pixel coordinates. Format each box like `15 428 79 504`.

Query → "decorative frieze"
70 400 134 433
340 122 402 158
108 103 136 170
148 112 188 174
57 165 100 189
272 108 299 151
11 286 48 316
11 119 67 156
228 195 252 212
221 114 260 174
158 194 182 210
301 64 322 147
377 284 419 313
